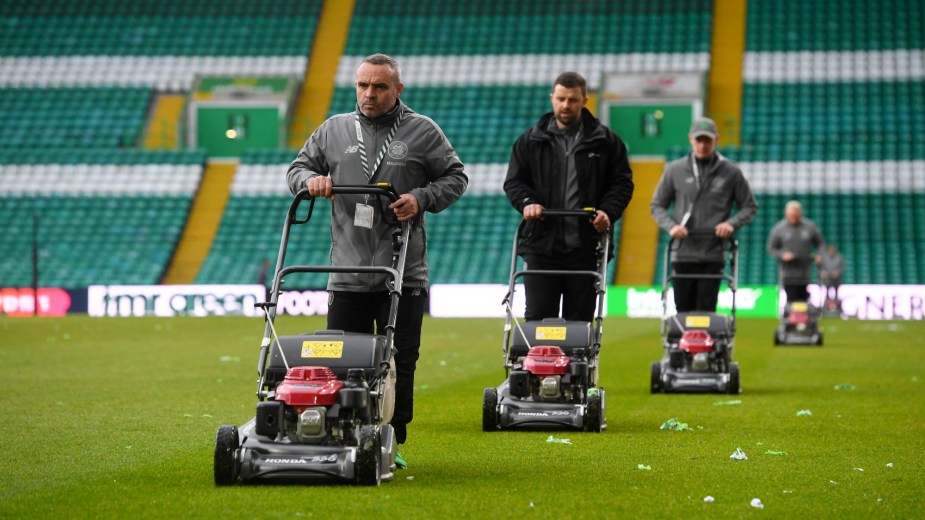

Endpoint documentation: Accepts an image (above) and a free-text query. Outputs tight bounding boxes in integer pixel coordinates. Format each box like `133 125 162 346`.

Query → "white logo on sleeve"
344 145 359 154
388 141 409 159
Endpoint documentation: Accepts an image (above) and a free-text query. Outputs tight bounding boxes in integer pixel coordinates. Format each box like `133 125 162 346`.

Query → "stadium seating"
0 0 322 90
0 151 204 287
0 87 152 149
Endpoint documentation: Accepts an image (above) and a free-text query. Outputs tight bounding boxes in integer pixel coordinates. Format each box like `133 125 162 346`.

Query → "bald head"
785 200 803 225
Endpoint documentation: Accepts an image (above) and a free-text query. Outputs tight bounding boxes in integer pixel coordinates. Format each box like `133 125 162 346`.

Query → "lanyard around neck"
354 111 402 182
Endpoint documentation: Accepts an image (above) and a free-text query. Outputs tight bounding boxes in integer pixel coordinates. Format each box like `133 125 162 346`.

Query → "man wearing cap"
650 117 758 312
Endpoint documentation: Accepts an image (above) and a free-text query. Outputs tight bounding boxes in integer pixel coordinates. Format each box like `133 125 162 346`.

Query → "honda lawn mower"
650 233 740 394
483 209 608 432
214 184 409 486
774 300 823 346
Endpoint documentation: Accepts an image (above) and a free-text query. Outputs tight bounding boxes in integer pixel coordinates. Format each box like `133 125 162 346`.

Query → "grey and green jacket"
767 218 825 285
287 100 468 292
650 152 758 263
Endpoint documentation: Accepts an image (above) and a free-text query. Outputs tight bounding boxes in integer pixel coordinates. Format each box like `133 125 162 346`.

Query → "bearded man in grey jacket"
650 117 757 313
287 54 468 458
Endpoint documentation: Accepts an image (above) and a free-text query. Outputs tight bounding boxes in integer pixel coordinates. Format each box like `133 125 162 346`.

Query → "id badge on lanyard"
353 112 402 229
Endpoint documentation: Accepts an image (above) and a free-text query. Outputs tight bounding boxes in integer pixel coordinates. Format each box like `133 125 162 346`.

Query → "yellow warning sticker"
535 327 566 341
791 302 808 312
685 315 711 328
301 341 344 358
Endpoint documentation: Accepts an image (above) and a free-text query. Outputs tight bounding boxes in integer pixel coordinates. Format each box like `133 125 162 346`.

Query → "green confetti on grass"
660 418 690 431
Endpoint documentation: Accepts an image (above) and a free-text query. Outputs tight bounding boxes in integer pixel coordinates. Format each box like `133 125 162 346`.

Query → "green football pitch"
1 315 923 518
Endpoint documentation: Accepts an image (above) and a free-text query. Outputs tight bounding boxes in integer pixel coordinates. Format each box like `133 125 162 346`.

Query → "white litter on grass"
220 355 240 362
406 476 414 481
438 360 447 366
854 467 865 472
750 498 764 509
529 502 534 508
796 409 812 416
545 435 571 444
783 490 793 494
637 464 652 471
714 399 742 406
886 462 894 468
730 447 748 460
703 496 715 503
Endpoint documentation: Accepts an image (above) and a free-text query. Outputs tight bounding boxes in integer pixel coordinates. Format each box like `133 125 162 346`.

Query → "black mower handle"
294 182 400 204
538 207 597 218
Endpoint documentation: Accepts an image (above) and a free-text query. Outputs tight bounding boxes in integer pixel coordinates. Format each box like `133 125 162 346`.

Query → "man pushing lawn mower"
286 54 467 467
481 71 633 431
768 200 826 345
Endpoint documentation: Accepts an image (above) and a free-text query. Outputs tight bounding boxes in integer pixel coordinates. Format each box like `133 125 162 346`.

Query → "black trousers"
783 283 809 303
672 262 724 313
326 287 427 444
523 252 598 322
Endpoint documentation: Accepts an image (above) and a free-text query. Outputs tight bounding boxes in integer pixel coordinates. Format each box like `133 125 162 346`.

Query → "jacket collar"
355 99 406 126
532 108 602 142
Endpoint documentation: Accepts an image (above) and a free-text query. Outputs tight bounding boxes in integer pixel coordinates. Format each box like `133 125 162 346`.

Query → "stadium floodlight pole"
32 213 39 317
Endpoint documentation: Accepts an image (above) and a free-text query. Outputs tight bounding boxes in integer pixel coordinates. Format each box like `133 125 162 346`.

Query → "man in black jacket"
504 72 634 321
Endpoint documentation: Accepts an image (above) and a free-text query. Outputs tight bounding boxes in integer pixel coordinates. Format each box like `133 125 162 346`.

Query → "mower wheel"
727 362 741 395
214 425 239 486
584 389 603 432
482 388 499 431
816 332 824 346
355 425 381 486
773 331 781 346
650 362 663 393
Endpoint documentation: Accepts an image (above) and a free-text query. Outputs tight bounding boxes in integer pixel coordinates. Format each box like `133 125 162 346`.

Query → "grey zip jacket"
287 100 468 291
650 153 758 263
767 218 825 285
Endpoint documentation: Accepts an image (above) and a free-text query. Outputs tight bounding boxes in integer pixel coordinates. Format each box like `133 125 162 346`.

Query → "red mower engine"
787 310 810 330
273 367 344 443
509 346 571 401
679 330 715 372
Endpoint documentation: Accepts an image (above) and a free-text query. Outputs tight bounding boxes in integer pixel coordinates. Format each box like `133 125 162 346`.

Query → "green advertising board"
606 285 780 318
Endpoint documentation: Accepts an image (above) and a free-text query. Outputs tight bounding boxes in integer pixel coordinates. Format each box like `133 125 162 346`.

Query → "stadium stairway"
707 0 747 145
143 93 185 149
288 0 356 148
162 161 236 284
616 159 665 285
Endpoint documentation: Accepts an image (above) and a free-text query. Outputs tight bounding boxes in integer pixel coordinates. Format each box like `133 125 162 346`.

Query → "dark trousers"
672 262 724 313
326 287 427 444
822 277 841 301
523 252 598 322
783 283 809 303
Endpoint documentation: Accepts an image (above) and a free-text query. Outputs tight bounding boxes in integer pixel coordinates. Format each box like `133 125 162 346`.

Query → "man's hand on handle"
592 210 610 232
306 176 333 199
523 203 544 220
714 221 734 239
389 194 420 222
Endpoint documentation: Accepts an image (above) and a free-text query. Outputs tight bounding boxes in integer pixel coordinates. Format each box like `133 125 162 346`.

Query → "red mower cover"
523 346 570 375
787 311 810 325
275 366 344 407
679 330 715 354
